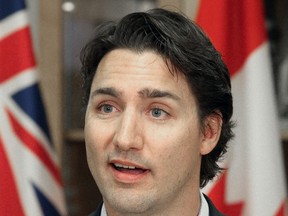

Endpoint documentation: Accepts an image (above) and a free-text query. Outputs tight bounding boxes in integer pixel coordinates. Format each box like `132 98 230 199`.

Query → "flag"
0 0 67 215
196 0 287 215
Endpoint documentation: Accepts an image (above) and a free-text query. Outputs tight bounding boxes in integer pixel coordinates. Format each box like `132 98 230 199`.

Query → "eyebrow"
138 88 180 101
91 87 121 98
91 87 180 101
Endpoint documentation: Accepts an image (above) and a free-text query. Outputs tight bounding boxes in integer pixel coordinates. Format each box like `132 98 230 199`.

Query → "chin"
103 189 157 214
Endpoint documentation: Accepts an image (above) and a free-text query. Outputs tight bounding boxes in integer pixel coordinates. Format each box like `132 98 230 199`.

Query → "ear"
200 112 223 155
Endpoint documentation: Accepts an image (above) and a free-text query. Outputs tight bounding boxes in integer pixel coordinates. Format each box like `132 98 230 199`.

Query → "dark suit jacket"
88 194 224 216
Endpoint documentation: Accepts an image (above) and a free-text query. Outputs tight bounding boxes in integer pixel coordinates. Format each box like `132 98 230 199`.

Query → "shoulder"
203 194 225 216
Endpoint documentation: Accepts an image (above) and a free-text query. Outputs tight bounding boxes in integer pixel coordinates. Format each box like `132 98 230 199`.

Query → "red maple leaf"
275 201 286 216
208 171 244 216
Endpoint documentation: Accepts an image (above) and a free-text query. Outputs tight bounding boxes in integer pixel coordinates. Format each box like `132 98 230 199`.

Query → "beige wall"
38 1 64 158
158 0 200 19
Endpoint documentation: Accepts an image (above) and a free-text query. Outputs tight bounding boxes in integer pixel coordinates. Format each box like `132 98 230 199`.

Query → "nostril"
113 132 144 151
113 114 144 150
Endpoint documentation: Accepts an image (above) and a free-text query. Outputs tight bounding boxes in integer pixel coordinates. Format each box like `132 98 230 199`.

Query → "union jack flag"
0 0 67 215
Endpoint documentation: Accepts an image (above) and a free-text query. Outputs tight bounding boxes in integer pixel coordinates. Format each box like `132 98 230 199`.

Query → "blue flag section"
33 184 62 216
12 84 52 143
0 0 26 20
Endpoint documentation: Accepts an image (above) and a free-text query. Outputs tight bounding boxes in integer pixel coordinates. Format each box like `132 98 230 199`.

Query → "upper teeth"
114 163 136 169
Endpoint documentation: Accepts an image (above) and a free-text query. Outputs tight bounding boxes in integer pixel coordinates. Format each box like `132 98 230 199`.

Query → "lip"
109 159 150 183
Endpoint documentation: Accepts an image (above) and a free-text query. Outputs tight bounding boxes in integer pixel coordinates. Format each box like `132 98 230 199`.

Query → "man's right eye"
98 104 115 113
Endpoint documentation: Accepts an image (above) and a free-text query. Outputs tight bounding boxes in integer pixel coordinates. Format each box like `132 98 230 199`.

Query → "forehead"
96 49 170 77
91 49 195 102
93 49 177 83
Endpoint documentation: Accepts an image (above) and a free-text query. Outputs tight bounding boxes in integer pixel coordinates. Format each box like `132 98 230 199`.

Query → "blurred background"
24 0 288 215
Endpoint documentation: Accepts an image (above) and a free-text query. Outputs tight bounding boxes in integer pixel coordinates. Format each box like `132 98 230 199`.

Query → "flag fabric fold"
196 0 287 215
0 0 67 215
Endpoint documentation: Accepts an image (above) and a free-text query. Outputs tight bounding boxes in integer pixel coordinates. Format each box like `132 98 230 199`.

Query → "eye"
98 104 116 114
150 108 169 119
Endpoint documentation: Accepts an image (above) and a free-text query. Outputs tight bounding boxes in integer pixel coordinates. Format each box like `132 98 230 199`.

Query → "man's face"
85 49 212 215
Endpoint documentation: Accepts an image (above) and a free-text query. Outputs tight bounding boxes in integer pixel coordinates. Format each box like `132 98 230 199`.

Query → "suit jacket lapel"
203 194 225 216
88 203 102 216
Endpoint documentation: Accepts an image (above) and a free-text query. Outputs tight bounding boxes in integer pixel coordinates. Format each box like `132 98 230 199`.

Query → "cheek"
84 117 112 150
168 136 200 164
84 121 105 167
155 124 202 168
85 133 99 170
84 124 109 184
151 133 202 192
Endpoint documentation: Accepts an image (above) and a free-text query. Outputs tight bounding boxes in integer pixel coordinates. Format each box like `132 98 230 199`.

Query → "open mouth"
112 163 148 174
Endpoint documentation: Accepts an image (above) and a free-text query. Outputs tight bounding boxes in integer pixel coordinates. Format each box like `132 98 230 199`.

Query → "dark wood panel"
62 140 102 216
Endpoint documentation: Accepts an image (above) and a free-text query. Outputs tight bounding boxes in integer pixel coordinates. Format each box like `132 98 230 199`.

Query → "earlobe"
200 112 223 155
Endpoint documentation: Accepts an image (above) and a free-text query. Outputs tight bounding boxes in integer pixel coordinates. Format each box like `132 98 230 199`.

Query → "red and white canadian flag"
196 0 287 215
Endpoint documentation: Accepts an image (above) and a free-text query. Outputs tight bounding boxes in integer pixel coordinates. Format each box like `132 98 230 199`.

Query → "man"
81 8 234 216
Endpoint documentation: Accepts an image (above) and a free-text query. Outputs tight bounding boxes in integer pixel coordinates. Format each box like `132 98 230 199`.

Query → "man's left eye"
151 108 168 118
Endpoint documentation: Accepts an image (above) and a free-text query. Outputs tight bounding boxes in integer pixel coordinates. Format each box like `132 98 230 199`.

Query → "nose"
113 109 144 151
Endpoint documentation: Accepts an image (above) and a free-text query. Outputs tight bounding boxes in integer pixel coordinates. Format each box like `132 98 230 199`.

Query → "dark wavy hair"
80 8 234 188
